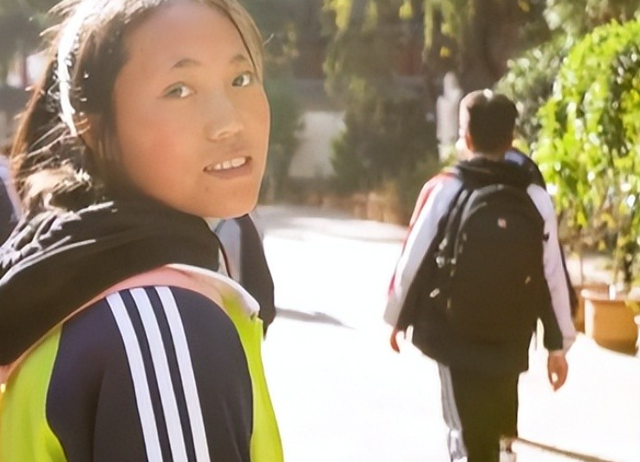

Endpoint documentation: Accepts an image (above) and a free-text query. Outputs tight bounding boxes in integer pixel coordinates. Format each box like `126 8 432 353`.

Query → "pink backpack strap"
1 265 255 387
80 266 221 308
1 267 187 387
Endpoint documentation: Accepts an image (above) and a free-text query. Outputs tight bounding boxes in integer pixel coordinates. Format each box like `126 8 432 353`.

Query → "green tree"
260 78 302 201
422 0 547 91
0 0 57 82
535 20 640 289
241 0 304 202
498 0 640 148
496 35 572 147
544 0 640 37
323 0 436 199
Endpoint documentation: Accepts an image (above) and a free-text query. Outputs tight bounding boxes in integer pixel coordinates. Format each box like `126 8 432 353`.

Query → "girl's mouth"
205 156 249 172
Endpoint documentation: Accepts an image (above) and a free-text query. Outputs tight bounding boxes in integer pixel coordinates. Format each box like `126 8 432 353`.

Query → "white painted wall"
288 110 344 179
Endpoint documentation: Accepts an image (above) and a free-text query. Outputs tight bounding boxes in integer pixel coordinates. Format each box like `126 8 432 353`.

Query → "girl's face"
112 2 269 218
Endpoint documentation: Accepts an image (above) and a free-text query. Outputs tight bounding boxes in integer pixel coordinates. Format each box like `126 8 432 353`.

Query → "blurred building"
287 79 344 182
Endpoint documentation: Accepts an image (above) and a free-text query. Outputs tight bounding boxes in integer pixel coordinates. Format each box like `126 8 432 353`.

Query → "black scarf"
455 156 533 189
0 199 219 365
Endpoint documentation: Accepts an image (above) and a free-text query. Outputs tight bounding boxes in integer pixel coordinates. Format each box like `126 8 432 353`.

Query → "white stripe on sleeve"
130 288 189 462
155 286 212 462
107 292 163 462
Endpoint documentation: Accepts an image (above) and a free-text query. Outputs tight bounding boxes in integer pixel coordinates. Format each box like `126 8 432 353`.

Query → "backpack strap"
0 265 259 387
394 171 462 329
434 167 471 265
427 181 474 308
396 173 468 328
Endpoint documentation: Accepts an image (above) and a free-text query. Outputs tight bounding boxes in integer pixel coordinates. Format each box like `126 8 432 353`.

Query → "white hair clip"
57 0 97 136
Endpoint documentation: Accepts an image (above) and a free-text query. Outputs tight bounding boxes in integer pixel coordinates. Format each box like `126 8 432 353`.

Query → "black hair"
460 90 517 155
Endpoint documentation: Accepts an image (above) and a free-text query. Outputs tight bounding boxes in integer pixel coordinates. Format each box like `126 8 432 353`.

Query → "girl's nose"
204 94 244 141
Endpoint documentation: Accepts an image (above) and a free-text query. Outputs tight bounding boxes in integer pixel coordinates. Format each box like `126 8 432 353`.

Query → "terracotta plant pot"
572 282 609 333
582 288 639 354
635 315 640 357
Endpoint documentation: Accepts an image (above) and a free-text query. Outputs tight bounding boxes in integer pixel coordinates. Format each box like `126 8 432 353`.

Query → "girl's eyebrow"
171 58 201 69
229 53 251 66
169 54 250 70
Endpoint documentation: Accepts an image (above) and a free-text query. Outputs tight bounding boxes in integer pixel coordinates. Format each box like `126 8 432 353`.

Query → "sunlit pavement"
255 205 640 462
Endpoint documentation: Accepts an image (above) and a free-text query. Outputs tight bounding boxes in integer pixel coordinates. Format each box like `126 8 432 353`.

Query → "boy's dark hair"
460 90 518 154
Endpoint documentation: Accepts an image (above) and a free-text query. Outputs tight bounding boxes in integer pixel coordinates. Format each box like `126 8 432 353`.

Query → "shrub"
535 19 640 289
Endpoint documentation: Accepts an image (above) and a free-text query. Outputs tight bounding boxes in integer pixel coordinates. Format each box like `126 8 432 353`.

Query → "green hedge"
535 20 640 286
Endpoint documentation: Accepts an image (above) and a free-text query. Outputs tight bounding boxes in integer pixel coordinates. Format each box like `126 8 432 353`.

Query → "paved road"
254 205 640 462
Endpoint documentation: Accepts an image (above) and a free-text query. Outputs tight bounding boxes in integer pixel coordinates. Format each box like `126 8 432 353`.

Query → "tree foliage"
422 0 547 91
497 0 640 148
330 89 435 194
496 35 572 147
0 0 57 80
323 0 436 197
544 0 640 37
260 78 303 201
534 20 640 287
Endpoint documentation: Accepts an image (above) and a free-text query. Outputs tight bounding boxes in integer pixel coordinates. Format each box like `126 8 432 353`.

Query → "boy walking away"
384 90 576 462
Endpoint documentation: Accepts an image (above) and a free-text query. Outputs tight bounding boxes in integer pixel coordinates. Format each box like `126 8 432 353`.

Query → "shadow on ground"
275 307 353 329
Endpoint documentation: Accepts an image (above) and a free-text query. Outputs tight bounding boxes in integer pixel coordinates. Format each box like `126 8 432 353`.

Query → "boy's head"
457 89 517 160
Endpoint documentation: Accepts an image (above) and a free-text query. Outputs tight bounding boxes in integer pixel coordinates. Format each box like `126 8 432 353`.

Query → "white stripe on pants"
438 363 468 462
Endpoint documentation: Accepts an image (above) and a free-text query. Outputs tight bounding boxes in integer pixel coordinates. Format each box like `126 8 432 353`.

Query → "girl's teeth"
210 157 247 171
230 157 246 168
215 161 232 171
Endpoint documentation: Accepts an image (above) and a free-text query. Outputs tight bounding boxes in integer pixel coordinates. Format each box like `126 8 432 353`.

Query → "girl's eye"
232 72 255 88
163 83 194 99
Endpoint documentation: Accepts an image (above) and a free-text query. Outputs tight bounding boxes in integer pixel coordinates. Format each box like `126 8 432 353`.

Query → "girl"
0 0 283 461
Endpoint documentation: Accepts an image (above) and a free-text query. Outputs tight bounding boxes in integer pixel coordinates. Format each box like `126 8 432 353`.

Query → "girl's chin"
200 194 259 219
148 183 261 219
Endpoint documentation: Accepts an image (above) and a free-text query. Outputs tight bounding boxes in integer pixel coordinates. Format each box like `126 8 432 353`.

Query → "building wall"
288 110 344 180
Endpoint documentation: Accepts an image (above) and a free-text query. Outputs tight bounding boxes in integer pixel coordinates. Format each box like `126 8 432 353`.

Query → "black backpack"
215 215 276 335
419 163 550 345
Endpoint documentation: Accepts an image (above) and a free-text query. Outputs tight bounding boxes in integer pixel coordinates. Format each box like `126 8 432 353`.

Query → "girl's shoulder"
4 286 254 462
74 283 240 349
64 264 259 353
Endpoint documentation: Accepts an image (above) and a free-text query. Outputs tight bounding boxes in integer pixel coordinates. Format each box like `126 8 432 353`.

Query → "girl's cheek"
129 119 179 163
